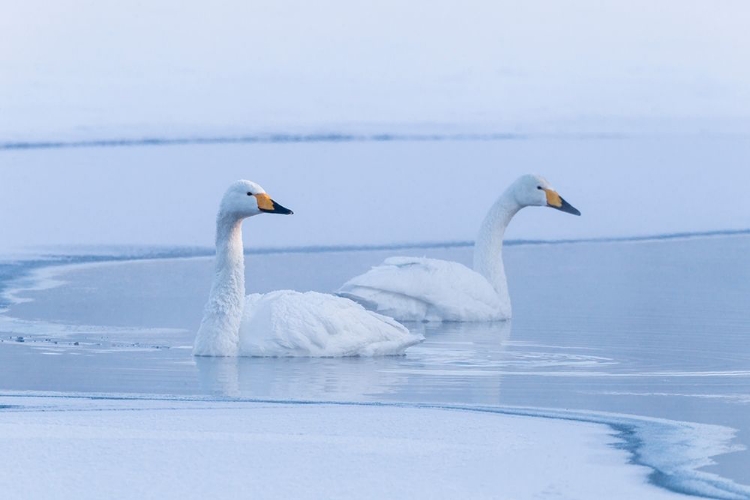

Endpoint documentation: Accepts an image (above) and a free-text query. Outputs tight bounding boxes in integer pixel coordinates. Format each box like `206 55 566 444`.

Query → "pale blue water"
1 235 749 498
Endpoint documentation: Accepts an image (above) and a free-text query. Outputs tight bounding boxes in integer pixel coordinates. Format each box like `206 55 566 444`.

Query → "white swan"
338 174 580 322
193 180 423 357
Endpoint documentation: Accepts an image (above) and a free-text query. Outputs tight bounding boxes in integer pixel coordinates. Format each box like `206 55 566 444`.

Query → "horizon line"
0 132 580 151
6 128 747 151
4 126 750 151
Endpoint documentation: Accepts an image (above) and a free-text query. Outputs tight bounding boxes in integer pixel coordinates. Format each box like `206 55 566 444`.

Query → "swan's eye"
247 192 253 196
537 186 543 190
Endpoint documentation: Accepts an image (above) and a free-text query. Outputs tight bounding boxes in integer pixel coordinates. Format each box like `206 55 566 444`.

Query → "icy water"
1 235 750 496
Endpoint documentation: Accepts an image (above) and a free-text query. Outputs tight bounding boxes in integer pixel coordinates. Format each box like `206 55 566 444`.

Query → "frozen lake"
1 233 749 498
4 0 750 494
1 134 750 499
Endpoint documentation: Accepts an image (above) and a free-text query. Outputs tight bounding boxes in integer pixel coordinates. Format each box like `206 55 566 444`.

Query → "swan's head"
219 180 293 220
512 174 581 216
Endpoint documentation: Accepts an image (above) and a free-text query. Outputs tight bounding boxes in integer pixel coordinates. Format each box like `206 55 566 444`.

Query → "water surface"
1 235 749 492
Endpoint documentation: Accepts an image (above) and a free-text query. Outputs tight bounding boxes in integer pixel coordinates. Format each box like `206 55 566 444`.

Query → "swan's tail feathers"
337 286 434 322
358 334 424 357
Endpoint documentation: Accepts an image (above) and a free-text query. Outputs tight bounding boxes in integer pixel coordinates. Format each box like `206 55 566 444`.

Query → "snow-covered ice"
0 395 711 500
2 138 750 253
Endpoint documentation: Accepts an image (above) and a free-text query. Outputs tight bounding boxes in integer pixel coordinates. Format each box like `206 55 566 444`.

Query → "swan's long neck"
472 188 521 302
193 213 246 356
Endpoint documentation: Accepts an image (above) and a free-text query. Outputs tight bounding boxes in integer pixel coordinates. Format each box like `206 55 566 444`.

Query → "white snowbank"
0 395 691 500
3 141 750 252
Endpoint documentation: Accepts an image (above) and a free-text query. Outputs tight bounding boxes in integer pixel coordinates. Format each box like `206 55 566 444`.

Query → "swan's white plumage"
194 180 423 358
339 257 508 322
239 290 422 357
338 174 580 323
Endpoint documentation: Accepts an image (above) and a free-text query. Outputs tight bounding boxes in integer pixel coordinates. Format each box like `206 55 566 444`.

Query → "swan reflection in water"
196 321 512 404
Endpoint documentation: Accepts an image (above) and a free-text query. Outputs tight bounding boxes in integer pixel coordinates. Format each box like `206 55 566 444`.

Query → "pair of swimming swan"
193 175 580 358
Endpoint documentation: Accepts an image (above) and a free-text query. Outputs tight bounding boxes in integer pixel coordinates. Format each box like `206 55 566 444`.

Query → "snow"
0 395 691 500
2 1 749 252
2 138 750 253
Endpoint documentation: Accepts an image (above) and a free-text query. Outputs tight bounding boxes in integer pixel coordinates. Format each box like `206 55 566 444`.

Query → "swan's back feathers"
239 290 423 357
338 257 510 322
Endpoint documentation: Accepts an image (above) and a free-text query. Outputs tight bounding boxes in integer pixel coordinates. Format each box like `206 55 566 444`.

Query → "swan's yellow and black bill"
544 189 581 216
254 193 294 215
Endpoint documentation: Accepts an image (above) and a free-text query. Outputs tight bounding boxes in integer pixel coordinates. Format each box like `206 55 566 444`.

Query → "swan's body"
339 175 580 322
193 180 423 357
338 257 506 322
240 290 420 357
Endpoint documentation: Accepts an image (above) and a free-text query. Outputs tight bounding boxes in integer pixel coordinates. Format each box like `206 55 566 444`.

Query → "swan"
193 180 423 357
338 174 580 322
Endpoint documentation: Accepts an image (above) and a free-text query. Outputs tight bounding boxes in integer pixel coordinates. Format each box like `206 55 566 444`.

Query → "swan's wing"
338 257 508 322
239 291 423 357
